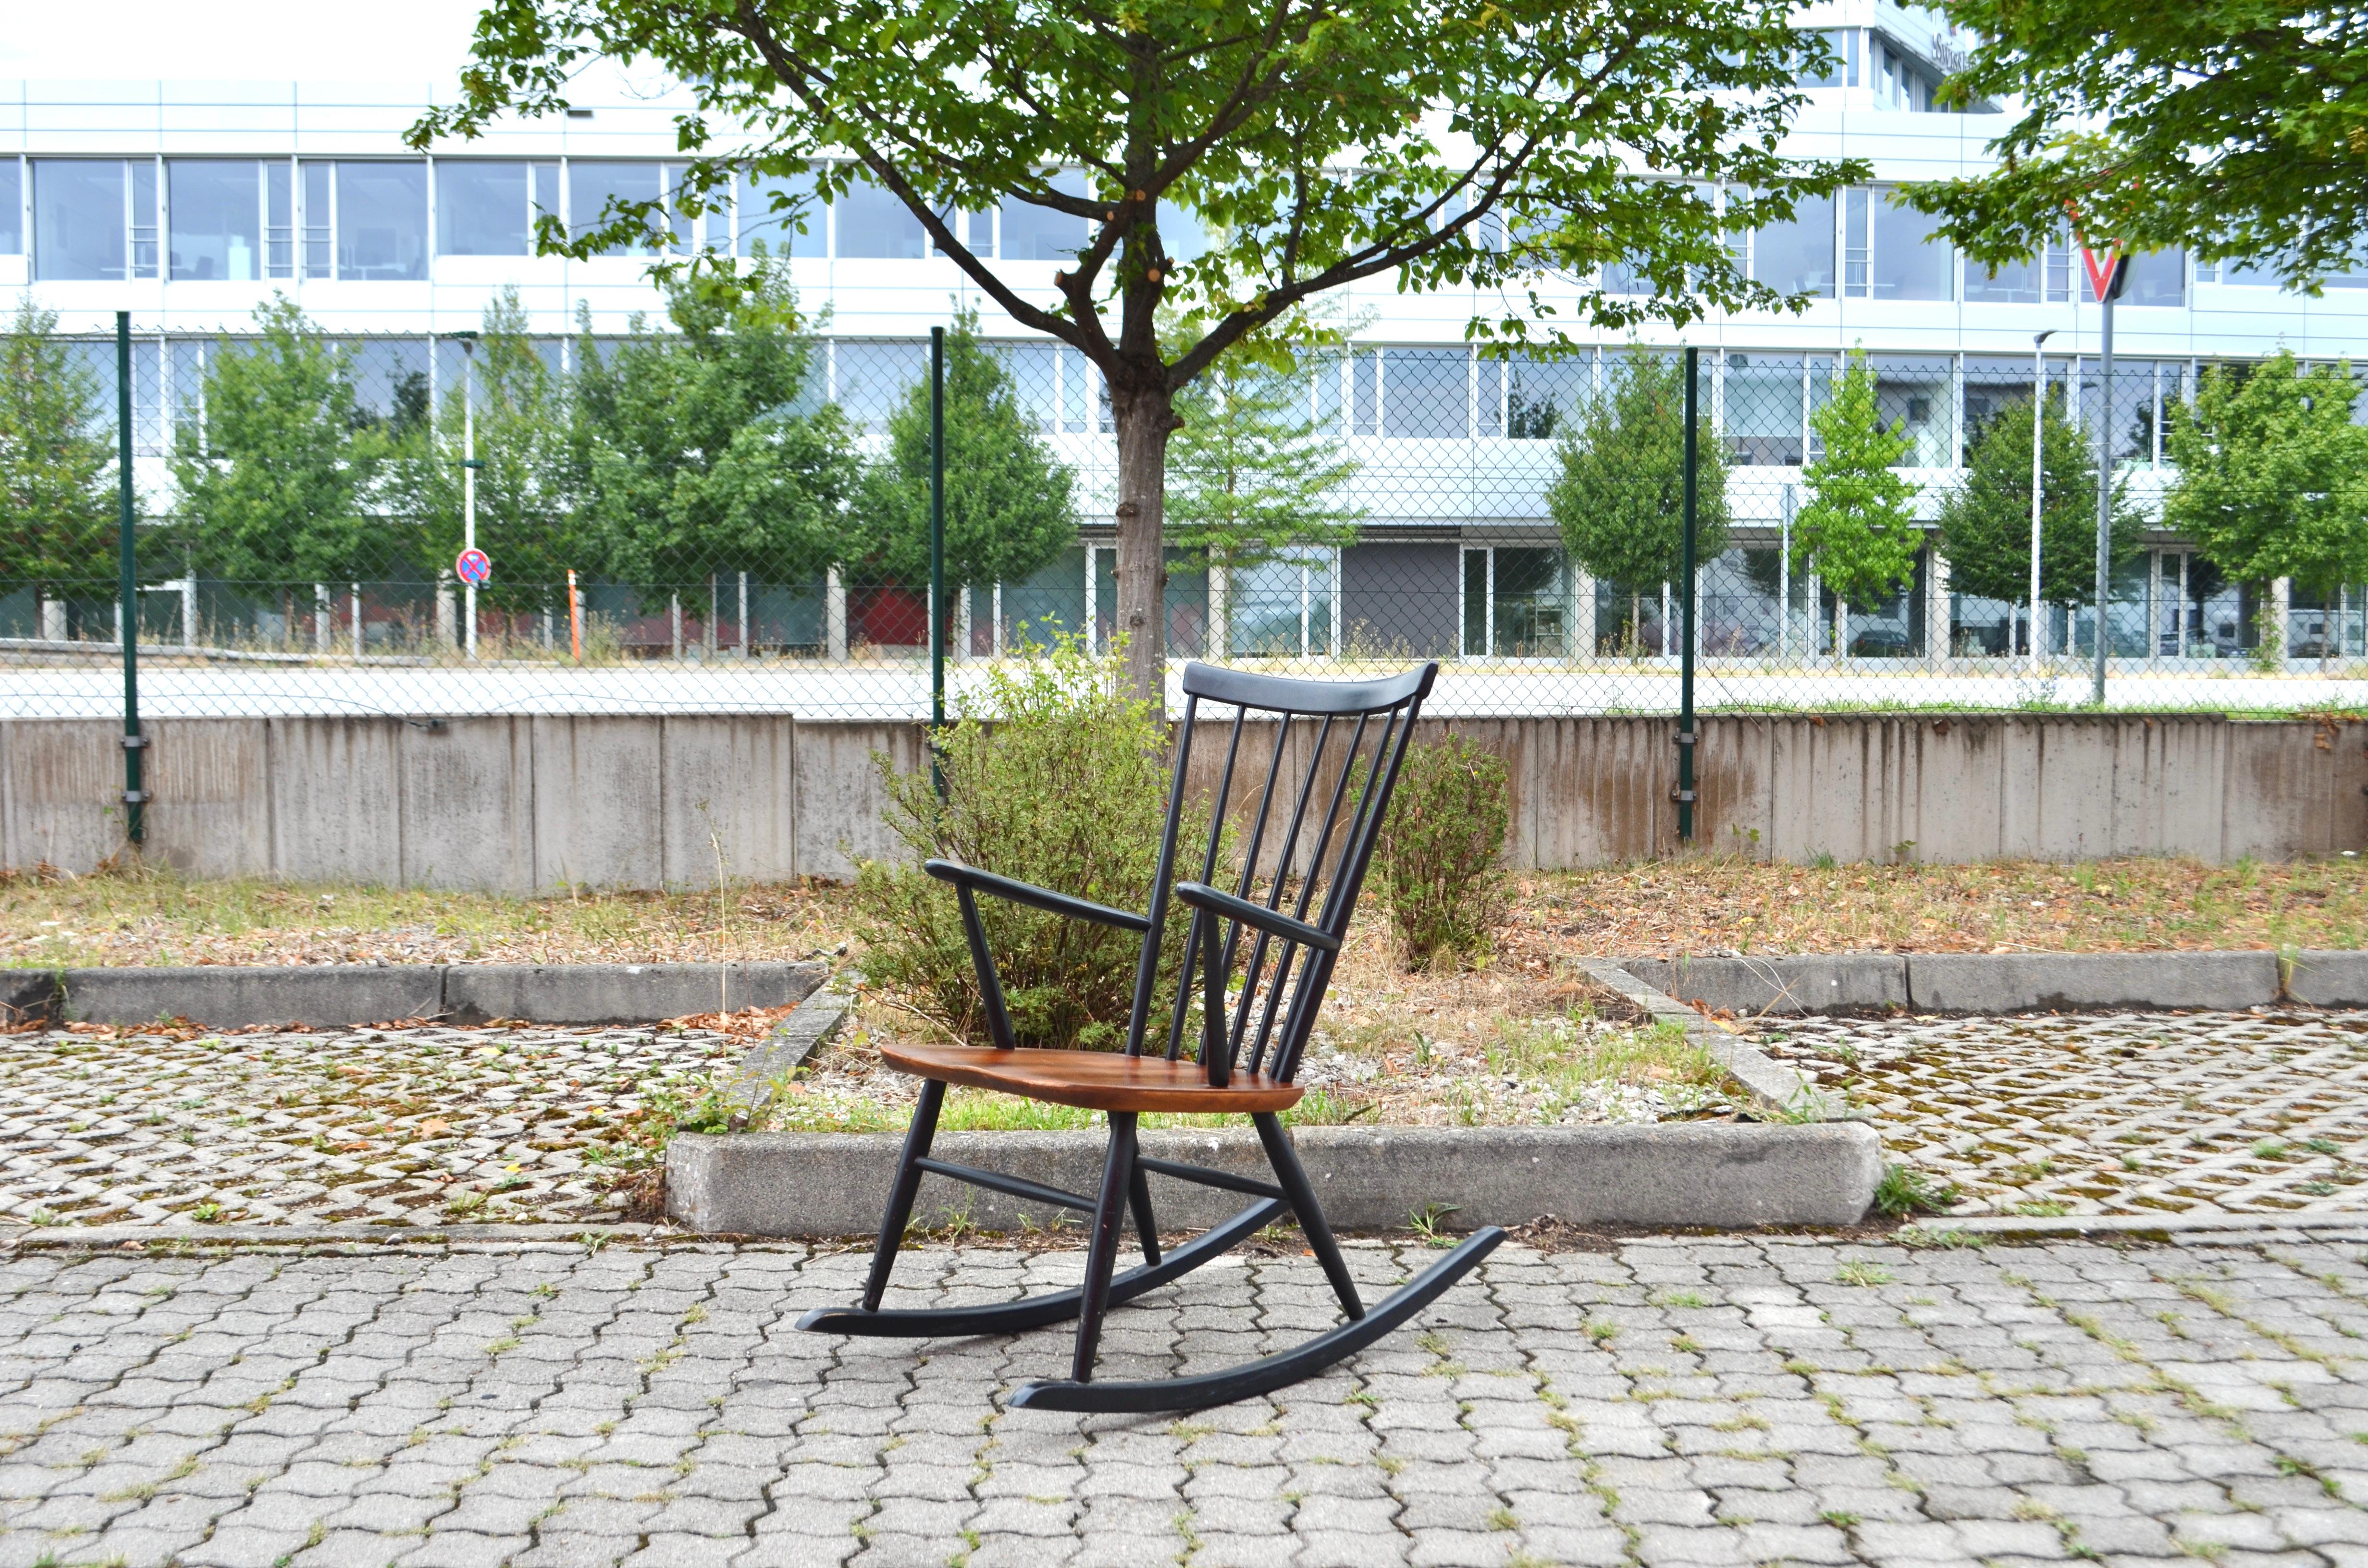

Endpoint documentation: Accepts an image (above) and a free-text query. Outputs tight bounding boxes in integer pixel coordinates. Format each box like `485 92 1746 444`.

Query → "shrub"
850 635 1195 1050
1375 735 1510 969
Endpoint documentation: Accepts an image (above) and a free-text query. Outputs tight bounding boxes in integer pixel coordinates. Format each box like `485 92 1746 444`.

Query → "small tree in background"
1549 350 1730 650
1164 317 1363 653
575 264 858 611
1936 387 2140 648
2165 351 2368 665
1793 350 1922 656
171 296 397 640
397 288 583 618
0 298 118 627
856 307 1078 613
1375 735 1511 971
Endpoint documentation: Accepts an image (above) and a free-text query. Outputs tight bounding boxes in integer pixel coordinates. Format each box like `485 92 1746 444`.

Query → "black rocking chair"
796 659 1505 1413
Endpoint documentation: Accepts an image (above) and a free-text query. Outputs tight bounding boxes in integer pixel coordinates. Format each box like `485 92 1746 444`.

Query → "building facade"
4 0 2365 674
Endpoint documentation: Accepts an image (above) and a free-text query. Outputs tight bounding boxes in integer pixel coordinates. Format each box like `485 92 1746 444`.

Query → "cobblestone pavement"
0 1025 749 1229
8 1231 2368 1568
1761 1009 2368 1220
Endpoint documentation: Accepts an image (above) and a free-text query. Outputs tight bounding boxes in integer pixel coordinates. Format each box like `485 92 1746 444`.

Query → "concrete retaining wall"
666 1121 1886 1237
3 712 2361 890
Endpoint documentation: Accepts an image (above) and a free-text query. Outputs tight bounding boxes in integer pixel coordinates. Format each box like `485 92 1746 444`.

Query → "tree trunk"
1110 382 1175 710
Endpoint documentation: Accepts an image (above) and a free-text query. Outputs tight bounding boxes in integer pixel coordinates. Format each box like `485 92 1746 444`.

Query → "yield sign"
2079 244 2124 303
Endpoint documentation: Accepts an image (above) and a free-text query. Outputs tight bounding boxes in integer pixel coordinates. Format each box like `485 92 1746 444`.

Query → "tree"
1903 0 2368 286
1793 350 1922 651
855 308 1079 604
2163 351 2368 658
1548 350 1730 645
395 287 582 614
171 297 398 616
1164 323 1362 652
574 265 858 604
0 298 117 616
1935 388 2140 625
410 0 1862 703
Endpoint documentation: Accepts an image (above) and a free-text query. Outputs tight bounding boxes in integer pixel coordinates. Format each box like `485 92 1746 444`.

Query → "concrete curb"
666 1121 1885 1237
1908 1209 2368 1239
5 961 828 1029
1619 949 2361 1017
2 1222 667 1250
1578 961 1838 1120
719 973 854 1120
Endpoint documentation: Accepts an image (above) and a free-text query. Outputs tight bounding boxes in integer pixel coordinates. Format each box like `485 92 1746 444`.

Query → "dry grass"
1501 853 2368 960
8 851 2361 979
0 861 850 969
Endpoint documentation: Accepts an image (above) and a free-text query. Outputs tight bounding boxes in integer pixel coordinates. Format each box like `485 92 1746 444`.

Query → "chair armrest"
1173 882 1341 953
924 860 1153 932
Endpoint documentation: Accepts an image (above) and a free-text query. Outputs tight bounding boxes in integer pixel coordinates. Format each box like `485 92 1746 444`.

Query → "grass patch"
1873 1162 1962 1217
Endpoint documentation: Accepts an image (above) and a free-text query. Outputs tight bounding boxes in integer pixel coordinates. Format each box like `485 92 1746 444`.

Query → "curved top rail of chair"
1180 660 1437 716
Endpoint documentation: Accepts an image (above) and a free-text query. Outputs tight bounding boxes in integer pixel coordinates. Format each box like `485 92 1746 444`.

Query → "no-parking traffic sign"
456 548 492 586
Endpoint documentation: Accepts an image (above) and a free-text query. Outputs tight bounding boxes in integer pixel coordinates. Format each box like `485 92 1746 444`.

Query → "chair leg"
861 1078 947 1312
1071 1112 1140 1384
1253 1113 1365 1322
1128 1163 1162 1267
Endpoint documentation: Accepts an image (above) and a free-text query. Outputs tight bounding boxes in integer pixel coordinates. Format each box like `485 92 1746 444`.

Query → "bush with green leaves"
1375 735 1511 970
851 636 1196 1051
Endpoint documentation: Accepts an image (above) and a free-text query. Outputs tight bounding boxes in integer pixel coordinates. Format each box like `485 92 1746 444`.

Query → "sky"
0 0 491 83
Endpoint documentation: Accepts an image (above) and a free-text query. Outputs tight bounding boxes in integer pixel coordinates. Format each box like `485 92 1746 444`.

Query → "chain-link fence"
5 320 2366 724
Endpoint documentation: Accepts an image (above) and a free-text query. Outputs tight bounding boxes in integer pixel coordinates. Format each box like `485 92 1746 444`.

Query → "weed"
1835 1261 1894 1287
1409 1203 1462 1250
1873 1163 1962 1217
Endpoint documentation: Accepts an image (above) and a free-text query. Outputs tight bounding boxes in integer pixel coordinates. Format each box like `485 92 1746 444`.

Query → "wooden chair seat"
879 1041 1303 1114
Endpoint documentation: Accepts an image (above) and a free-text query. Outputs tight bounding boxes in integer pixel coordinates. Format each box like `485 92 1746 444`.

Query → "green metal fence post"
1676 345 1698 845
929 324 947 796
116 311 145 847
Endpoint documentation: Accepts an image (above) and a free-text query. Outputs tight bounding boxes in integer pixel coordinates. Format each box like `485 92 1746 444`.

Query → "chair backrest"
1123 660 1438 1085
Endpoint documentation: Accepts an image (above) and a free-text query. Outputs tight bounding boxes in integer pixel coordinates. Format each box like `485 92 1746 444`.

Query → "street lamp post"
2029 328 2057 673
441 331 481 661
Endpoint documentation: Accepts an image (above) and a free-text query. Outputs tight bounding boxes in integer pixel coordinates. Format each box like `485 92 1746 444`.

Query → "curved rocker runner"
795 659 1505 1414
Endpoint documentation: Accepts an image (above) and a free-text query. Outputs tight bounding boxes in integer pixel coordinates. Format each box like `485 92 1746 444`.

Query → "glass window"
737 168 823 258
1964 255 2043 304
1494 547 1572 657
0 160 20 254
995 341 1058 430
1230 548 1334 657
335 162 427 280
1000 169 1089 261
1792 29 1843 88
1506 351 1588 440
1870 355 1953 467
265 161 292 277
834 172 925 260
1724 352 1804 465
301 162 332 278
1601 254 1653 295
35 159 134 281
1868 189 1951 301
1752 194 1834 297
2199 254 2280 287
438 161 530 256
570 160 673 255
2113 247 2186 305
1156 199 1207 264
833 339 924 430
168 160 262 281
1381 348 1468 438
